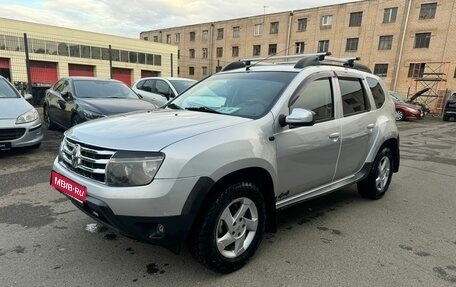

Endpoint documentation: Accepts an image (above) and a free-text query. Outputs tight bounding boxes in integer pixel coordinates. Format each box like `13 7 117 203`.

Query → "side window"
366 77 385 109
136 80 146 89
155 80 171 96
290 78 334 122
141 80 154 92
339 77 370 116
53 79 64 92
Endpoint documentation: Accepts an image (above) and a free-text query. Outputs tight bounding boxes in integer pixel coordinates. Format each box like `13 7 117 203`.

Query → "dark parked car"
443 93 456 121
0 76 43 149
43 77 157 130
389 91 424 121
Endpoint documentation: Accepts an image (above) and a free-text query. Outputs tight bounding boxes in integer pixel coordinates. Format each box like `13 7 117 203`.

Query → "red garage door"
141 70 160 78
0 58 9 69
30 61 58 85
112 68 132 86
68 64 95 77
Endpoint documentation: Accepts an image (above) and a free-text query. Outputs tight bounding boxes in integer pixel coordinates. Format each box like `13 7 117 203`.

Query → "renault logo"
72 144 82 169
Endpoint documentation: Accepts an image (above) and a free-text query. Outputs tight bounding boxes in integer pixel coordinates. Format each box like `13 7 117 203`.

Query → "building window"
233 26 240 38
217 47 223 58
373 64 388 77
345 38 359 52
175 33 180 43
318 40 330 52
419 2 437 19
143 37 148 41
378 35 393 50
414 33 431 48
202 66 208 76
295 42 305 54
270 22 279 34
202 48 208 59
202 30 208 41
408 63 425 78
189 66 195 75
217 28 224 40
349 12 363 27
253 45 261 56
216 66 222 72
177 50 180 59
190 32 196 41
383 7 398 23
268 44 277 55
297 18 307 32
189 49 195 59
153 36 158 42
232 46 239 57
166 34 171 44
254 24 263 36
321 15 333 29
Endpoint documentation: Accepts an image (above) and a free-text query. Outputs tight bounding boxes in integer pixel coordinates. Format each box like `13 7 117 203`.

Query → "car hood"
0 98 33 119
78 98 157 115
65 109 251 151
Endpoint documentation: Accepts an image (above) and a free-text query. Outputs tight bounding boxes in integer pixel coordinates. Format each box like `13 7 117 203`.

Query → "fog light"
157 224 165 234
148 224 165 239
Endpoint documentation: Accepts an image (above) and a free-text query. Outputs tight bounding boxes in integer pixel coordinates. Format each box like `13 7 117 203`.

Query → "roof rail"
220 52 371 73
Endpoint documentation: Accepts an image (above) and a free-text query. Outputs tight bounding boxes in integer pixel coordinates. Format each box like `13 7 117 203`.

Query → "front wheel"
190 181 266 273
395 109 405 121
357 147 394 200
43 105 57 130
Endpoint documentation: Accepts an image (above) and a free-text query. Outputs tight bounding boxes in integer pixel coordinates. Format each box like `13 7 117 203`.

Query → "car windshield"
169 71 297 119
0 78 20 98
169 79 196 94
389 92 407 103
73 80 139 99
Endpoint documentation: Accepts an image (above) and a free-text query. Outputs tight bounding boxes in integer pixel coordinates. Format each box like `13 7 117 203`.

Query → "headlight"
16 108 39 124
82 110 105 119
106 151 164 187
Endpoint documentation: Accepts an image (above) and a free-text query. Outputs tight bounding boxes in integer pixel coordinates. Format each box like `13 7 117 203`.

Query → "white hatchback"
132 77 196 106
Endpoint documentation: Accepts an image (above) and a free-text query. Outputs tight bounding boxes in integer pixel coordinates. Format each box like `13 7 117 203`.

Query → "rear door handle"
329 132 340 142
367 123 375 130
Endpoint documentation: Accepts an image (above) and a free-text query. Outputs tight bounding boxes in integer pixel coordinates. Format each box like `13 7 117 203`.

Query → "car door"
155 79 174 101
46 80 64 126
56 80 76 128
333 74 376 180
275 73 341 198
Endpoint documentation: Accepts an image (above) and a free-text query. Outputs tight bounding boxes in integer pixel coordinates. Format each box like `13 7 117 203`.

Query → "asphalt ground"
1 111 455 287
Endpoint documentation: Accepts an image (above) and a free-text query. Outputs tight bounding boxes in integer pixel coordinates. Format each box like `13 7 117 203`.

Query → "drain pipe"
286 11 293 56
393 0 412 91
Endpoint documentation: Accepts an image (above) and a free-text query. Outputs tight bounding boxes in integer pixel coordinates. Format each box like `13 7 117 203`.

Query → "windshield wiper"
165 102 183 110
185 106 222 114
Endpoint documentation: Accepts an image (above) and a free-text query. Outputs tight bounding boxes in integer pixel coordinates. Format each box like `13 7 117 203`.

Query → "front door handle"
329 132 340 142
367 123 375 130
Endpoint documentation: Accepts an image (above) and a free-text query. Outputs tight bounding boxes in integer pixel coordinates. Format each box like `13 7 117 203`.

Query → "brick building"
141 0 456 113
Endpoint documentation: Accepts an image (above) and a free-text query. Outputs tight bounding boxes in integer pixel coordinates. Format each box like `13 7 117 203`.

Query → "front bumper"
0 118 43 149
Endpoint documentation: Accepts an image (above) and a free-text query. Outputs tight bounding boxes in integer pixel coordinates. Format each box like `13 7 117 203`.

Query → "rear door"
333 74 376 180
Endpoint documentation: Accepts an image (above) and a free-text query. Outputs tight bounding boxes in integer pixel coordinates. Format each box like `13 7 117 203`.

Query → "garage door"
68 64 95 77
141 70 160 78
30 61 58 85
112 68 132 86
0 58 9 69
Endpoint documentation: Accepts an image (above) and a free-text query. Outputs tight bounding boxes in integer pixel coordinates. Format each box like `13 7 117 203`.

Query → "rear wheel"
395 109 405 121
43 105 57 130
358 147 394 200
190 181 266 273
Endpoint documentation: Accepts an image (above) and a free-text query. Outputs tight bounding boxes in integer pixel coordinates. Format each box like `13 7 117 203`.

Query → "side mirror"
23 94 33 101
60 91 71 100
279 108 315 127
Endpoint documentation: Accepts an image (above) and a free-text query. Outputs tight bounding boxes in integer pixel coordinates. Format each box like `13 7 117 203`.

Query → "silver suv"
51 53 400 273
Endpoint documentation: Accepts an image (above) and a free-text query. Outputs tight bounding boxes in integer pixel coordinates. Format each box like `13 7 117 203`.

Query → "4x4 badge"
72 144 82 169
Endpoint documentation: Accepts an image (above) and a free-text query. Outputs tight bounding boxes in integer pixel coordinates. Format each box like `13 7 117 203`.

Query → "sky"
0 0 360 38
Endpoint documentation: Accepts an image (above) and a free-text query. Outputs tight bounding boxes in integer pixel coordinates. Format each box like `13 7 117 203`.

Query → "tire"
190 181 266 273
43 105 57 130
395 109 405 121
71 114 83 127
357 147 394 200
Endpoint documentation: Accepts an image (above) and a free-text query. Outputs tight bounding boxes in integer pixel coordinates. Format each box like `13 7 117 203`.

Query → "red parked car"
389 92 424 121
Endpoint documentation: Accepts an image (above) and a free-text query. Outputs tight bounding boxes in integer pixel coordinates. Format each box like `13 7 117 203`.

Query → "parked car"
389 91 424 121
0 76 43 150
132 77 196 106
443 93 456 121
43 77 157 130
51 53 400 273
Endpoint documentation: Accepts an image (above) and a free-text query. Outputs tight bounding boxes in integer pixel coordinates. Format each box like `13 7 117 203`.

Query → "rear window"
367 77 386 109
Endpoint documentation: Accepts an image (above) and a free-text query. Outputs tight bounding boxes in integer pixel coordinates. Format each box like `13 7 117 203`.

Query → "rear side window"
366 77 385 109
339 77 370 116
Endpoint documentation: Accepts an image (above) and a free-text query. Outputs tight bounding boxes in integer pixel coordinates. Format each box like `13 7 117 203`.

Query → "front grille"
60 137 116 183
0 128 26 141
